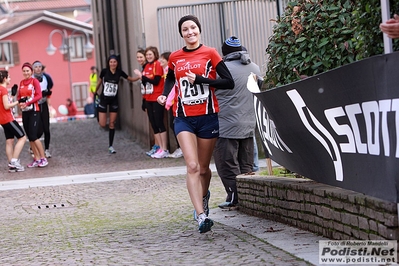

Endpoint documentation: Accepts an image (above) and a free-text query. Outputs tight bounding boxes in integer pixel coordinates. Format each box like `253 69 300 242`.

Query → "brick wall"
237 176 398 240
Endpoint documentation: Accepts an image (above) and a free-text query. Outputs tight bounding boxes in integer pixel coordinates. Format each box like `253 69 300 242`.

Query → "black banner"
254 52 399 203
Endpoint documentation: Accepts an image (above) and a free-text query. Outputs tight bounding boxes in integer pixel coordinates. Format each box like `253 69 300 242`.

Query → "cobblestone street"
0 119 316 265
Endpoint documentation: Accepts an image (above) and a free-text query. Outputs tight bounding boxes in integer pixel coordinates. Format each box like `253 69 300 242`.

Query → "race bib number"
104 82 118 97
180 77 209 105
140 83 154 95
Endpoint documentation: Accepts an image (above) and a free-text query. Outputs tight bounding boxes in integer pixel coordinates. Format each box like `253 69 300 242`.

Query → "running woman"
0 70 26 172
18 62 48 168
32 60 53 158
157 15 234 233
94 55 137 154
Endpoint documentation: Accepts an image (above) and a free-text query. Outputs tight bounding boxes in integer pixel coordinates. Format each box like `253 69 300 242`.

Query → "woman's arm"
2 95 18 110
142 75 162 85
158 68 175 105
26 79 42 105
128 76 141 82
162 68 175 96
194 61 234 89
95 77 102 95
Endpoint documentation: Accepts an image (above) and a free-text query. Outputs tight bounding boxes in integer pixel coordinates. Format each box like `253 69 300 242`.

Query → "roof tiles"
2 0 90 12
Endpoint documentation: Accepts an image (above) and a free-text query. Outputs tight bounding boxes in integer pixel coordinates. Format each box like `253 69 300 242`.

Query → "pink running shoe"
27 159 40 168
38 158 48 168
151 149 170 159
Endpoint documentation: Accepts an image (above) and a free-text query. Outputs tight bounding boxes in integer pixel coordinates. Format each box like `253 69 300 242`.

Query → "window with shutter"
12 42 19 65
63 35 88 62
72 83 89 109
0 41 17 67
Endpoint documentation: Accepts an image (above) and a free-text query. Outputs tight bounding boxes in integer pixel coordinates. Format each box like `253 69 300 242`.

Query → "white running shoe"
146 145 160 156
45 149 52 158
151 149 169 158
108 146 116 154
168 148 183 158
38 158 48 168
8 159 25 172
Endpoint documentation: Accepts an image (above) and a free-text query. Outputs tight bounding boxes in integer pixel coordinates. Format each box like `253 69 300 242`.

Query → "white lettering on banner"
286 89 343 181
254 97 292 156
325 98 399 158
283 89 399 182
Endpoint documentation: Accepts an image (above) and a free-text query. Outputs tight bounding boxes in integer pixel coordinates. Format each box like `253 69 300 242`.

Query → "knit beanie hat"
222 36 242 56
178 15 202 37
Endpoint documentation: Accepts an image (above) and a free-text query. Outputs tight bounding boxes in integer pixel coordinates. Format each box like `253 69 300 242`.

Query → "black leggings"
22 111 42 142
146 101 166 134
39 102 50 149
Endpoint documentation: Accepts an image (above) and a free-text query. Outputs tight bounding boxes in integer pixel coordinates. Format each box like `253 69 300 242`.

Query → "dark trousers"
213 137 254 204
39 102 50 149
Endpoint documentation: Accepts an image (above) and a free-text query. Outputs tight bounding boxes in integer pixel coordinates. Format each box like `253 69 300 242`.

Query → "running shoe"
151 149 169 159
193 190 211 220
168 148 183 158
197 213 214 234
109 146 116 154
8 160 25 172
45 149 52 158
146 145 160 156
27 159 40 168
218 202 237 209
38 158 48 168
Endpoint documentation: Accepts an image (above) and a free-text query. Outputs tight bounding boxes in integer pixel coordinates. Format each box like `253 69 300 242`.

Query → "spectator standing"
94 55 137 154
134 46 169 159
89 66 98 97
0 70 26 172
84 97 95 116
66 98 77 120
18 62 48 168
32 60 53 158
133 49 160 157
89 66 98 118
213 36 260 209
157 15 234 233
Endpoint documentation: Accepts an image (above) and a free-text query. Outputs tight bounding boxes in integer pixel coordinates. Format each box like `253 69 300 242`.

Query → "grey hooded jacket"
215 51 261 139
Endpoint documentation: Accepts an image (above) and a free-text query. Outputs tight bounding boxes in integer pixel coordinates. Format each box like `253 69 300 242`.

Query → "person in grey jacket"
214 36 261 208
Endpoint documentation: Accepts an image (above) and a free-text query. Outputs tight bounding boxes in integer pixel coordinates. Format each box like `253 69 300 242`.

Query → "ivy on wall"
263 0 399 90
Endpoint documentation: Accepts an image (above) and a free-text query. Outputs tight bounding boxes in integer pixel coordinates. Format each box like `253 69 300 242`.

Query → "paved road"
0 119 320 265
0 119 187 181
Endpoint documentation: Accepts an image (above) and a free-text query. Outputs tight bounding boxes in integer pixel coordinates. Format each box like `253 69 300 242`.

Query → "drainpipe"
105 0 115 53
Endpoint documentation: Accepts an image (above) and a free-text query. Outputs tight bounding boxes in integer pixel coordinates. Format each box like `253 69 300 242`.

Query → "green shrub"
263 0 399 90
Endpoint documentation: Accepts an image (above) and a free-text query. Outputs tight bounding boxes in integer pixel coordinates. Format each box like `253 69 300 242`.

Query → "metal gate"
157 0 280 73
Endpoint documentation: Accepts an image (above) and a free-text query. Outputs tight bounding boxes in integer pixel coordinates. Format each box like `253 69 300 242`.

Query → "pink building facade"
0 11 95 117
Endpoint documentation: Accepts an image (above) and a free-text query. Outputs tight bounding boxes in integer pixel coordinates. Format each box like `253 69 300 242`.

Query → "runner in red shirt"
18 62 48 168
158 15 234 234
134 46 169 158
0 70 26 172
